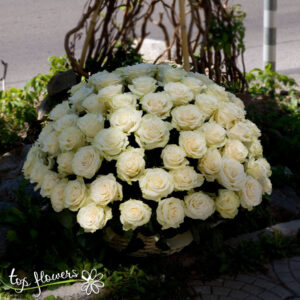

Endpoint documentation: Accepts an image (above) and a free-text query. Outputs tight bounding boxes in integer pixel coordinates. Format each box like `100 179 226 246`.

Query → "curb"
226 219 300 245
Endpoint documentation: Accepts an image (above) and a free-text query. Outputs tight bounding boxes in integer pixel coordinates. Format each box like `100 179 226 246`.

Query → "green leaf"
30 229 38 240
44 295 56 300
57 210 76 229
6 230 18 242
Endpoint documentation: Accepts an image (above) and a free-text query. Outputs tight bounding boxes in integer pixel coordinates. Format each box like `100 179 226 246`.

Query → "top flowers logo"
23 63 272 235
81 269 104 296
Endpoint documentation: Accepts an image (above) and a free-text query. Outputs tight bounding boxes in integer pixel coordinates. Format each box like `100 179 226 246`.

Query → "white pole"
0 60 7 91
178 0 190 72
263 0 277 70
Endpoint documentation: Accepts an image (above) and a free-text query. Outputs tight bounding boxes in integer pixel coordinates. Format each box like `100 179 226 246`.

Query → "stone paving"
189 256 300 300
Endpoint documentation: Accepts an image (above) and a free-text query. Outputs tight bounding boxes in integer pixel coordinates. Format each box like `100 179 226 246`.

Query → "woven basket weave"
104 227 193 257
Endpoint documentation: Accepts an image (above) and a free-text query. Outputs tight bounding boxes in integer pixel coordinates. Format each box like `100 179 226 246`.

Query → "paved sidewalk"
189 256 300 300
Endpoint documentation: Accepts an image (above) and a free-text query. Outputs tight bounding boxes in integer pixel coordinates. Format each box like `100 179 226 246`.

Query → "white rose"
244 120 261 137
223 139 248 163
214 102 245 127
89 174 123 205
23 143 44 179
57 151 75 175
260 177 272 195
179 131 207 158
218 156 246 191
156 64 169 82
29 161 49 189
122 63 156 81
77 203 112 233
156 197 185 230
207 84 228 101
53 114 79 132
41 131 59 155
108 93 137 111
164 82 193 106
69 86 93 111
110 108 142 134
88 71 122 90
171 166 204 191
49 101 71 121
50 180 68 212
188 72 214 85
246 158 271 180
140 92 173 119
97 84 123 103
38 123 55 146
40 171 60 198
72 146 102 179
195 94 219 118
161 67 186 83
77 113 104 138
135 115 170 150
139 168 174 201
58 126 85 151
248 139 263 158
120 200 152 231
128 76 157 97
200 122 226 147
184 191 215 220
82 94 106 114
198 148 222 181
228 121 254 143
93 127 129 161
69 81 87 95
182 76 206 96
227 92 245 109
239 176 263 210
171 105 205 130
64 178 87 211
215 189 240 219
161 144 188 170
116 148 145 183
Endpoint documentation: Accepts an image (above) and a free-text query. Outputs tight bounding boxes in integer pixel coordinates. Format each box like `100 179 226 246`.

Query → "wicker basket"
103 227 193 257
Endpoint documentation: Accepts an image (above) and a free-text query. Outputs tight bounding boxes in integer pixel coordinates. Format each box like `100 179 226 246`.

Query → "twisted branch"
64 0 247 90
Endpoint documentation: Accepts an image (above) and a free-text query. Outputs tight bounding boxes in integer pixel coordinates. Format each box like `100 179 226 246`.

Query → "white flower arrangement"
23 63 272 236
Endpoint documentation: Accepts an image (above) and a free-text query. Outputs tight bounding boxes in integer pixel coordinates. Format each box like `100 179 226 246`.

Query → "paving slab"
189 256 300 300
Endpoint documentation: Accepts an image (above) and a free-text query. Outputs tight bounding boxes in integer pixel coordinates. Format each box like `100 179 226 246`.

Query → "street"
0 0 299 88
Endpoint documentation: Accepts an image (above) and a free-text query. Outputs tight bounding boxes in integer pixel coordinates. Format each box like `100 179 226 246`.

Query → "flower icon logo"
81 269 104 295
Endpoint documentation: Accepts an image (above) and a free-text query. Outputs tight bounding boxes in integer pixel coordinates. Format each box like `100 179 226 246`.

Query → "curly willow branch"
64 0 247 90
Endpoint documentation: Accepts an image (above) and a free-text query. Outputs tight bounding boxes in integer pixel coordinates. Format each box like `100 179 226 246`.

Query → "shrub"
0 56 69 154
245 65 300 194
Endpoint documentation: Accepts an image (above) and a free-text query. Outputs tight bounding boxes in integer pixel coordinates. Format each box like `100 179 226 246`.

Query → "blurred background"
0 0 299 88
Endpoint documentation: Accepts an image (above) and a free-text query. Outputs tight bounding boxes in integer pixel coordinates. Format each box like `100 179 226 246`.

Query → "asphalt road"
0 0 299 88
0 0 84 88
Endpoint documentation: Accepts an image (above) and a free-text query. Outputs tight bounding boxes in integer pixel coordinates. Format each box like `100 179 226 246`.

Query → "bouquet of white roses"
23 63 272 252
